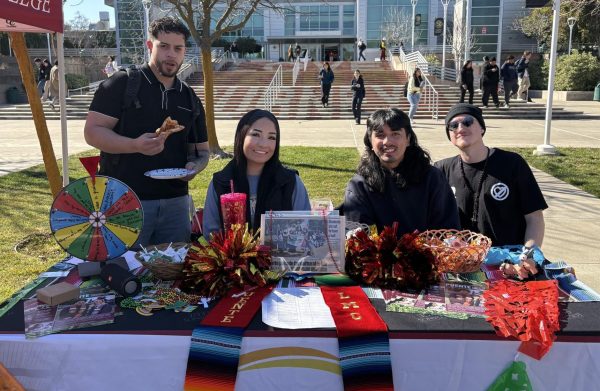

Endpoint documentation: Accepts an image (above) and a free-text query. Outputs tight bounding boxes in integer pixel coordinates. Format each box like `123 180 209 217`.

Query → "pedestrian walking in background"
287 44 295 62
479 56 489 91
406 67 423 124
319 62 335 107
40 59 51 102
295 43 302 59
516 51 532 102
351 70 366 124
500 55 518 109
482 57 500 108
357 38 366 61
379 38 387 61
34 58 45 97
103 55 118 78
230 41 239 62
460 60 474 105
48 60 60 110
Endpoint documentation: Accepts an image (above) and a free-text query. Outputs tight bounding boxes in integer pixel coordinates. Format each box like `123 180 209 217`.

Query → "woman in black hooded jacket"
460 60 474 104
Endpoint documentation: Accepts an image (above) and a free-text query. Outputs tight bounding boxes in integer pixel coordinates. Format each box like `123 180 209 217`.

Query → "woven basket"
136 242 189 280
418 230 491 273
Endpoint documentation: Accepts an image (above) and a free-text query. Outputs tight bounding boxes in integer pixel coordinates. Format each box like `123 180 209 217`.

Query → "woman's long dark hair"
413 67 422 87
462 60 472 70
358 108 431 193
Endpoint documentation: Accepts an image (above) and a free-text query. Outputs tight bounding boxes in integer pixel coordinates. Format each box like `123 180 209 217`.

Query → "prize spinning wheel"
50 176 143 261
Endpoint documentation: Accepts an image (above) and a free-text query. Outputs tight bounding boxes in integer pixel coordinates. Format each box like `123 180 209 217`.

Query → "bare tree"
512 8 552 49
66 12 93 50
162 0 285 156
381 8 412 49
563 0 600 16
65 12 99 81
446 18 479 82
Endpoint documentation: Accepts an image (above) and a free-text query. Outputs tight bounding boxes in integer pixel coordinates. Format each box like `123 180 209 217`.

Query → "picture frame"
260 212 345 274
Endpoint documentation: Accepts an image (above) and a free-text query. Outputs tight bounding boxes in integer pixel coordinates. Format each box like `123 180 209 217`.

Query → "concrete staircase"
0 59 586 120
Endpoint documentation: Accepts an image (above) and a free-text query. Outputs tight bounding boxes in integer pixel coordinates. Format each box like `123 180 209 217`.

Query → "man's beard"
155 59 182 77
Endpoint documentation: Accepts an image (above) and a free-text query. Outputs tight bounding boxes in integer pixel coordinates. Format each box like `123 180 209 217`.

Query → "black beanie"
444 103 486 140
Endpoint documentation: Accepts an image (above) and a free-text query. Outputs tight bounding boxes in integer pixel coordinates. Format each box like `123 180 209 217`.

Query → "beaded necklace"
459 147 490 225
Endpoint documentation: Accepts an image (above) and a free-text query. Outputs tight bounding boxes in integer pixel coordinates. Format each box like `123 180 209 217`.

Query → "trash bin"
5 86 27 104
594 82 600 102
5 86 19 104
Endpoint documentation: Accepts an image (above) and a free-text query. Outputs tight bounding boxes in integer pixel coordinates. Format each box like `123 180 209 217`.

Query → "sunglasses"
448 115 475 131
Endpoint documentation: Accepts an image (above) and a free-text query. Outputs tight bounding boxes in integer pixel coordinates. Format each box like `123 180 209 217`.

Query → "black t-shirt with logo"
89 64 208 200
435 148 548 246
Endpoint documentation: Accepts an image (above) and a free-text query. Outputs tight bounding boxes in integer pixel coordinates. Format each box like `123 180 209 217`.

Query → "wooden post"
0 362 26 391
200 44 223 155
9 32 62 197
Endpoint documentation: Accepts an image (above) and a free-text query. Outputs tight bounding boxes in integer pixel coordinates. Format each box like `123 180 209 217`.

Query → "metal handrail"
67 80 102 97
67 49 201 97
428 64 457 82
26 47 119 57
264 64 283 111
404 51 429 74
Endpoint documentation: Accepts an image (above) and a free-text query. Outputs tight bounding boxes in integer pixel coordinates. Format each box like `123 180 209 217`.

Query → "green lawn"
1 146 599 304
508 147 600 198
0 147 360 303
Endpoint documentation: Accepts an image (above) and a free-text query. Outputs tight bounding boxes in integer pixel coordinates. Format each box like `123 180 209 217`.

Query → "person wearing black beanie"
435 104 548 270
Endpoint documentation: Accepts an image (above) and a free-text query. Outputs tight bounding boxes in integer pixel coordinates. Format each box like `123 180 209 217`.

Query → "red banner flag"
0 0 64 33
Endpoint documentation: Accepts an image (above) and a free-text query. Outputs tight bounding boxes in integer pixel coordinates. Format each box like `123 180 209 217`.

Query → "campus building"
105 0 535 65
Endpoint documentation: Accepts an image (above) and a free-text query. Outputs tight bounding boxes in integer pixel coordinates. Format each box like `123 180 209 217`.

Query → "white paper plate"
144 168 193 179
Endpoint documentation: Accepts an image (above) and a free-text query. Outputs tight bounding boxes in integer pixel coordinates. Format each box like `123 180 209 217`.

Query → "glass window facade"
284 9 296 36
218 12 265 43
366 0 428 48
470 0 500 59
115 0 146 65
299 5 340 32
343 4 356 36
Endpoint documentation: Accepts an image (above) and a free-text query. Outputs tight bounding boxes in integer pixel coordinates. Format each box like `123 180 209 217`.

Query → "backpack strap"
119 65 142 135
101 65 143 171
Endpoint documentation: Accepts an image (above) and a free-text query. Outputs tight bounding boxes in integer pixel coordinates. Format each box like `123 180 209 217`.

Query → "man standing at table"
434 103 547 248
84 17 209 247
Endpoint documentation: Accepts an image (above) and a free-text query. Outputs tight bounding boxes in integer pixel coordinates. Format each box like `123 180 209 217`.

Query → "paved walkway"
1 101 600 291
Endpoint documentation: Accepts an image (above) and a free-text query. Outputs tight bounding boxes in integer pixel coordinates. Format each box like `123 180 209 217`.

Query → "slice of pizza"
155 116 185 138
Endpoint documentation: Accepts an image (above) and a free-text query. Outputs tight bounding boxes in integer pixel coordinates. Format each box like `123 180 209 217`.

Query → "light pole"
536 0 561 156
464 0 471 63
441 0 450 80
411 0 418 51
142 0 152 62
568 16 576 55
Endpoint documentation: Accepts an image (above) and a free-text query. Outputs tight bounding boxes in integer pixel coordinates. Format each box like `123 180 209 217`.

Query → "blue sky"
63 0 114 27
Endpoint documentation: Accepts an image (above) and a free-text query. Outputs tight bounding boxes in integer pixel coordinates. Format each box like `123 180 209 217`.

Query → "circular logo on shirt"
490 182 509 201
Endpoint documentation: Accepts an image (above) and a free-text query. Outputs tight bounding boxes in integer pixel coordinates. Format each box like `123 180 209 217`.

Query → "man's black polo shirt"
89 63 208 200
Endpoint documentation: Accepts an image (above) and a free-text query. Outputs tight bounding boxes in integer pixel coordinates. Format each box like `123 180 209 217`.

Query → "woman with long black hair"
341 108 460 236
319 62 335 107
351 70 366 124
460 60 474 104
202 110 311 237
